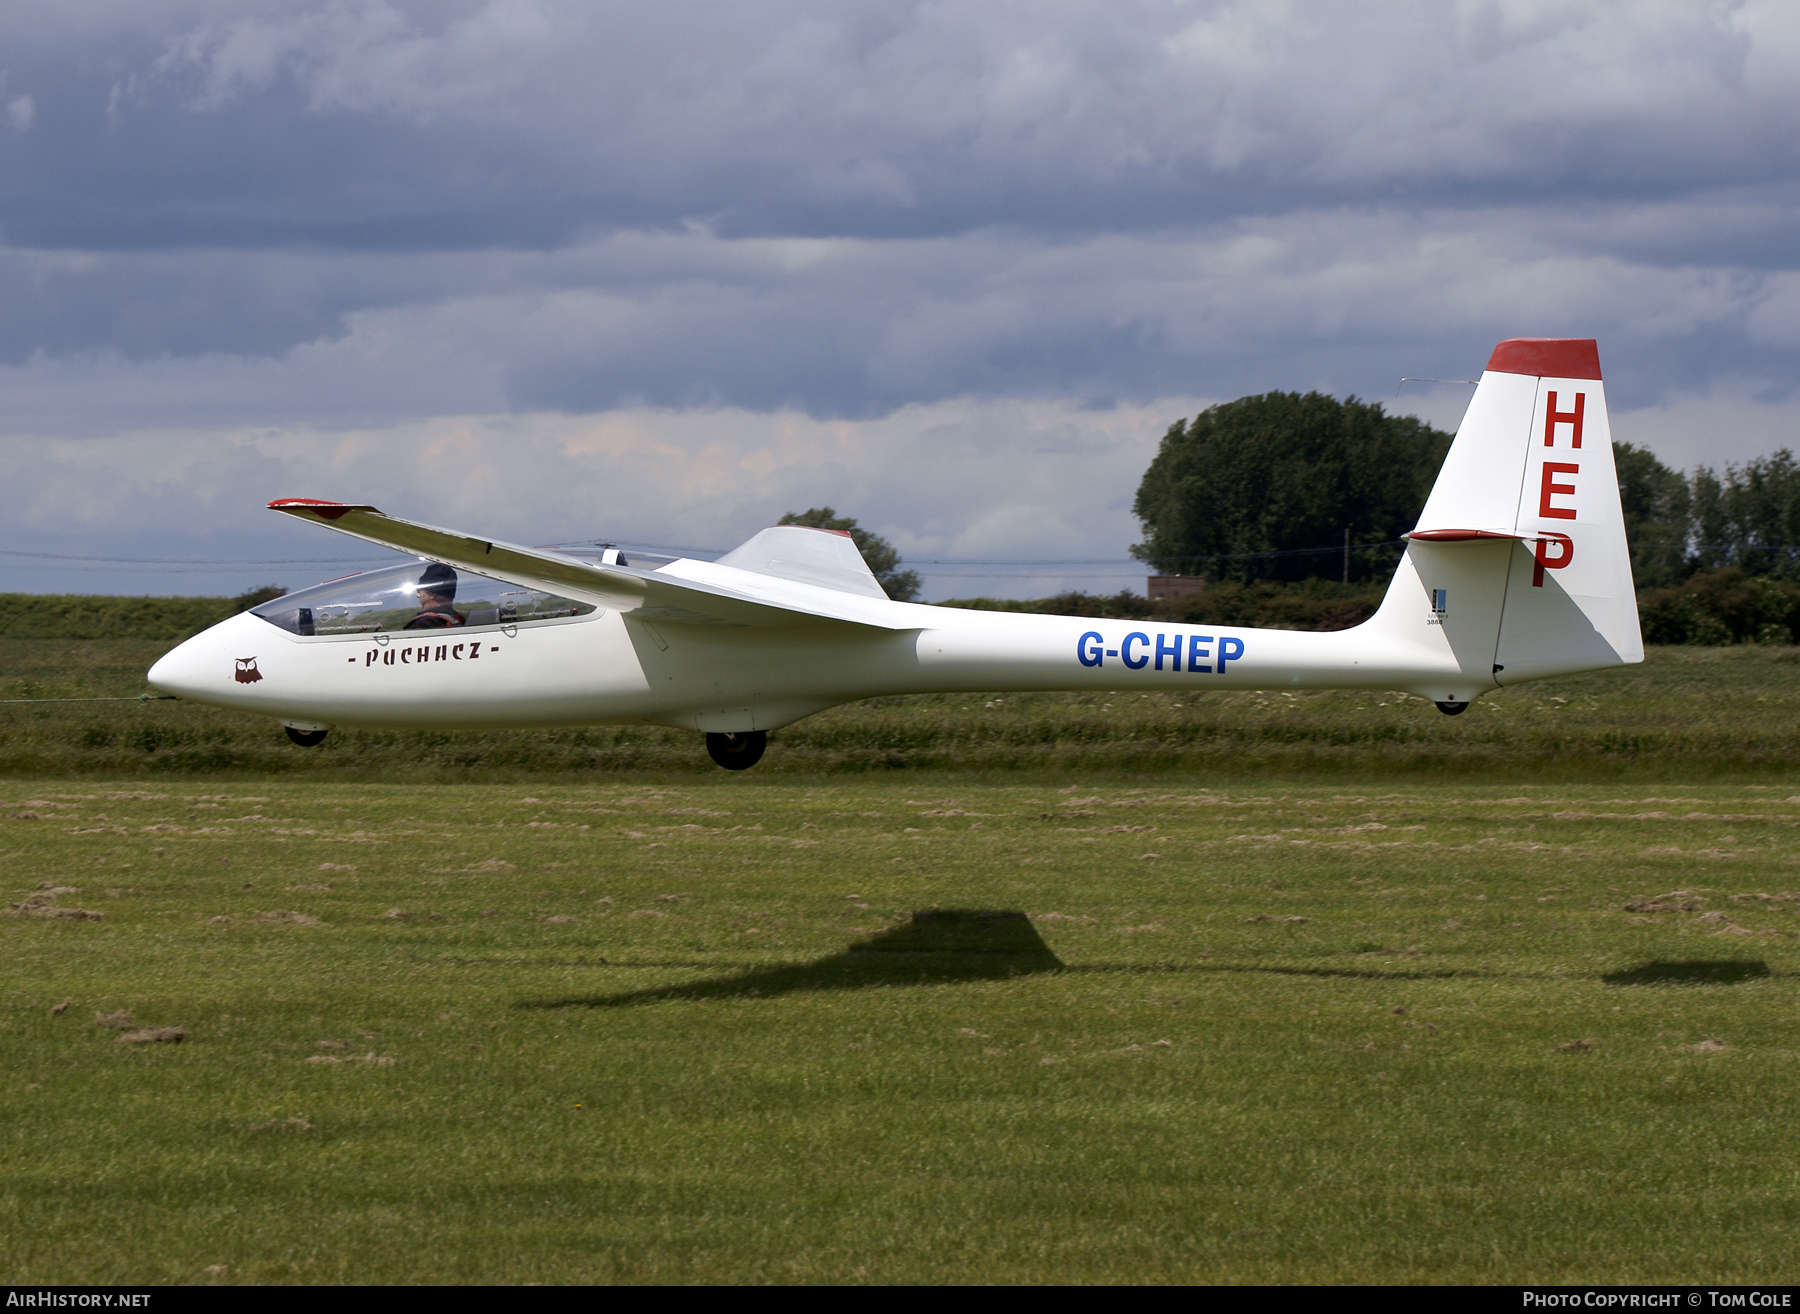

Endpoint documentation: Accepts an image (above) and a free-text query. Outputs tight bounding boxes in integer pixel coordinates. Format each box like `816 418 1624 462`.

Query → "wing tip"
268 498 382 522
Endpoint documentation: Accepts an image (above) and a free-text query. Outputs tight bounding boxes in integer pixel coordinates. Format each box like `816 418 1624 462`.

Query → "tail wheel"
285 726 329 747
1435 701 1469 717
706 730 767 770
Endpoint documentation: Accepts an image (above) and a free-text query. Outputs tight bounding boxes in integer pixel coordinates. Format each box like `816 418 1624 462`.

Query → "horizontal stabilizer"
266 500 909 632
1406 529 1529 543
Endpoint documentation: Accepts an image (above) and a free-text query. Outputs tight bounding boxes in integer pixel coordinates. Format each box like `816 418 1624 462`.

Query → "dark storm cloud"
0 210 1778 430
0 1 1795 427
4 1 1799 250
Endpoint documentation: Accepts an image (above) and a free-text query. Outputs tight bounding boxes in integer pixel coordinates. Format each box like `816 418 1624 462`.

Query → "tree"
1662 449 1800 582
1613 441 1692 588
230 584 287 612
1716 450 1800 580
1130 392 1453 584
777 507 922 601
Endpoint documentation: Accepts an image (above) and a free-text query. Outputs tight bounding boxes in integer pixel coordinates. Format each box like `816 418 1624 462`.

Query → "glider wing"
266 500 909 631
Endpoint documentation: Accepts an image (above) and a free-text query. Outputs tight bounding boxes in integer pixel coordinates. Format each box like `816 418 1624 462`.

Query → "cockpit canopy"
251 561 597 636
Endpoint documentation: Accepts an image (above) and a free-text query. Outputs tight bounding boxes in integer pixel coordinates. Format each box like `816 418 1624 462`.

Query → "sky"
3 0 1798 600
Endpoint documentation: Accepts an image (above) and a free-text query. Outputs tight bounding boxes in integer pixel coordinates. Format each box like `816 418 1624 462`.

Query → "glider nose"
147 631 215 700
147 611 268 704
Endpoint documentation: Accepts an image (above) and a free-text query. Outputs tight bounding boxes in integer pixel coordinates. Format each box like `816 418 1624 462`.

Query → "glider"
148 338 1642 769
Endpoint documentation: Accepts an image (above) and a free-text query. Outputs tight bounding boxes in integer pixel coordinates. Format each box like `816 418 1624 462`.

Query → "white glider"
148 338 1641 769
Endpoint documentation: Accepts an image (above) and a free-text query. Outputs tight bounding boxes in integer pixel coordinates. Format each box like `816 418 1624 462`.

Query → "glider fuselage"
149 575 1502 735
146 337 1645 747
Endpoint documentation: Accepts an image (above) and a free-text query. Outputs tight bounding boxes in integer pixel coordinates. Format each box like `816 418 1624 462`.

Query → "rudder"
1486 342 1642 682
1369 338 1642 696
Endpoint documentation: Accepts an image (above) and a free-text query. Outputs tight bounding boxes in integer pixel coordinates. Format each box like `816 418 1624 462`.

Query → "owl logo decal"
234 657 263 684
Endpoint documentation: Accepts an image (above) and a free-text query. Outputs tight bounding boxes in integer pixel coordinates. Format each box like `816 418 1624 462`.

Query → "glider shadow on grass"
1601 959 1771 986
524 909 1064 1009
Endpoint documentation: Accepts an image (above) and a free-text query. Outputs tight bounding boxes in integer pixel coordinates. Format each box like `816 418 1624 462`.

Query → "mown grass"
4 637 1800 779
4 777 1800 1283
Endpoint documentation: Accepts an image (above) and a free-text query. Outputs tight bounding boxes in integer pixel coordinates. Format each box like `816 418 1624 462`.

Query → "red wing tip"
268 498 381 522
1485 338 1602 381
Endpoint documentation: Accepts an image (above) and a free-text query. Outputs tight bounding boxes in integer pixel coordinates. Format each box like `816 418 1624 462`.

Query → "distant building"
1147 575 1208 602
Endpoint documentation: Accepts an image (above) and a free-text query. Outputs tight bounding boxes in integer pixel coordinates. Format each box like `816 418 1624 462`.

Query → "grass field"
4 638 1800 1283
5 637 1800 779
5 775 1800 1284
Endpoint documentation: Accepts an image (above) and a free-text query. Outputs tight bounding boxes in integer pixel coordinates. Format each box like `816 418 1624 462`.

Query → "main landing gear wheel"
706 730 767 770
285 726 329 747
1435 701 1469 716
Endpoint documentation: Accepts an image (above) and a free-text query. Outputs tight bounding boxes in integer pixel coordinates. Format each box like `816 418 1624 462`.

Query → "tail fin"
1369 338 1643 696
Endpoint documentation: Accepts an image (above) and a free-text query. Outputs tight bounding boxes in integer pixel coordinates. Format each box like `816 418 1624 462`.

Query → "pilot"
404 562 466 629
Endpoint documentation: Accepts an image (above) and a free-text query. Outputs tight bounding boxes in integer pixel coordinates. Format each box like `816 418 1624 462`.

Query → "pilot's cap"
418 562 458 599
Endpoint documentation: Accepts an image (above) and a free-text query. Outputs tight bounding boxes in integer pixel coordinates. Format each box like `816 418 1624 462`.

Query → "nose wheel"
706 730 767 770
1435 701 1469 716
285 726 329 747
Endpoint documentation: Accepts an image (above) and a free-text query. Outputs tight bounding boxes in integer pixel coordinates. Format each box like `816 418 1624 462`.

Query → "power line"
0 564 382 575
68 533 1800 578
0 694 178 704
916 544 1407 566
0 549 392 565
918 570 1156 579
0 538 1408 569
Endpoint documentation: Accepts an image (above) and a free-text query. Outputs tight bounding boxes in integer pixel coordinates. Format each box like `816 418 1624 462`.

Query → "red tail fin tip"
1485 338 1601 381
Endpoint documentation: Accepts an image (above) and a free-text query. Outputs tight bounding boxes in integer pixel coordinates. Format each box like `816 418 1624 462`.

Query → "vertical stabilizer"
1366 338 1642 695
1483 341 1643 681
